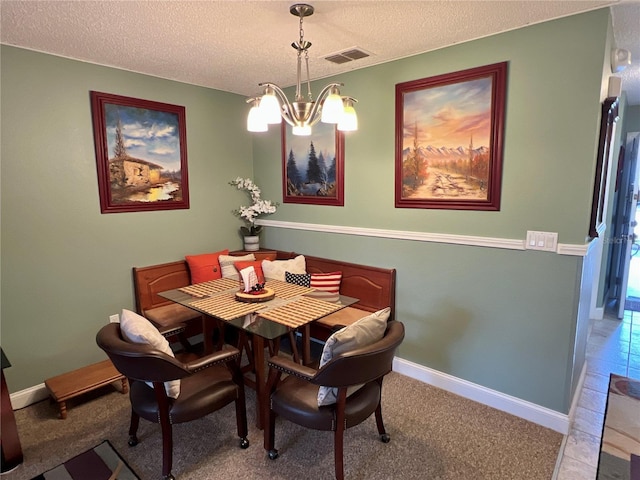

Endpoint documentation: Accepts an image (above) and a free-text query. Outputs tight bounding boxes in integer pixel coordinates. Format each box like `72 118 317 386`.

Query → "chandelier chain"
299 12 313 101
299 14 304 45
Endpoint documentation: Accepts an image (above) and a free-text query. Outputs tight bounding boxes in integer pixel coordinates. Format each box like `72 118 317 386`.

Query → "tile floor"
555 300 640 478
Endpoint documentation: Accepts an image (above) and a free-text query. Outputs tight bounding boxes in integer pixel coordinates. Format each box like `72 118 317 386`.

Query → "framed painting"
90 91 189 213
282 121 344 206
395 62 507 210
589 97 620 238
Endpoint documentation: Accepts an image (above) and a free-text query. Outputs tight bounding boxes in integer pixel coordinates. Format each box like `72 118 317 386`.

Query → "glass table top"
159 278 358 341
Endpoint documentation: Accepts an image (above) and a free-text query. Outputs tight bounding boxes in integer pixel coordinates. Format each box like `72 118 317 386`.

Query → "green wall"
254 9 611 413
1 46 254 390
0 8 613 415
254 11 608 245
625 105 640 133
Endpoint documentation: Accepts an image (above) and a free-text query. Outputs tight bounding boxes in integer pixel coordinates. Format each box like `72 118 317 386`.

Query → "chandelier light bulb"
320 86 344 123
338 97 358 132
247 98 268 132
259 87 282 124
292 124 312 136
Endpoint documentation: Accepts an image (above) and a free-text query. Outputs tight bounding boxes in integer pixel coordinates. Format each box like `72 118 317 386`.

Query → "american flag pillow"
310 271 342 293
285 271 311 287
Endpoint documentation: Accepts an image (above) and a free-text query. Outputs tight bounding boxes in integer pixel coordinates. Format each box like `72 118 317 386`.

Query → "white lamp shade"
337 104 358 132
247 105 268 132
259 92 282 124
321 92 345 123
292 124 312 136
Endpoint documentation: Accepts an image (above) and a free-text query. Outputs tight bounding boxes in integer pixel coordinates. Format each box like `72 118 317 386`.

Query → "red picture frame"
281 121 344 206
395 62 507 211
90 91 189 214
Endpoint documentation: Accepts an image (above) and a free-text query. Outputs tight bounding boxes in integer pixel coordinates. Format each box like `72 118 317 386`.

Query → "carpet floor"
4 372 562 480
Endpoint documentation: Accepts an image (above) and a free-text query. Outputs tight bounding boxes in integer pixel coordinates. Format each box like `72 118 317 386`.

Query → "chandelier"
247 3 358 136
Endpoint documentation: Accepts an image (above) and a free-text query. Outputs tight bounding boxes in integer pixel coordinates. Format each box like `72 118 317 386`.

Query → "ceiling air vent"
324 47 371 65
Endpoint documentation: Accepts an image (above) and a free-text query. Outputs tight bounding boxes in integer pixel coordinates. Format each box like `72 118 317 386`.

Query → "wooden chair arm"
268 355 317 381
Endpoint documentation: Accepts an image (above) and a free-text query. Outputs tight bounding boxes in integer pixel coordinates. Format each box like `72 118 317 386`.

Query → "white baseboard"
393 357 570 434
592 306 604 320
10 383 49 410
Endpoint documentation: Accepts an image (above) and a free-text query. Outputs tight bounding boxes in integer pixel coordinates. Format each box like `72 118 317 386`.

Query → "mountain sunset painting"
395 63 507 211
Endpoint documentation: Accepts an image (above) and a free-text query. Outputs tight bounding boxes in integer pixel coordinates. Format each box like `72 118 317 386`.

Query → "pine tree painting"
283 122 344 206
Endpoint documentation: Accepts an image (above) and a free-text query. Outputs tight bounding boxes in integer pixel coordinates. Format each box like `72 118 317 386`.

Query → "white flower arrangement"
229 177 278 236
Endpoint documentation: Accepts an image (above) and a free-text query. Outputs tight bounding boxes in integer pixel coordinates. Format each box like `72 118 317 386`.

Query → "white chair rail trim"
258 219 589 257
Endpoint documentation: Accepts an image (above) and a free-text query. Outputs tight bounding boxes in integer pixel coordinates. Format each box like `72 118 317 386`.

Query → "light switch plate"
526 231 558 252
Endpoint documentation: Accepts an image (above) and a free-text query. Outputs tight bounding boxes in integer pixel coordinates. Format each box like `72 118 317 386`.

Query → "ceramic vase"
243 235 260 251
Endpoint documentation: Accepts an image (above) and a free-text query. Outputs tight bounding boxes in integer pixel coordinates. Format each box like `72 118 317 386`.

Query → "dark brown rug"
597 374 640 480
30 440 140 480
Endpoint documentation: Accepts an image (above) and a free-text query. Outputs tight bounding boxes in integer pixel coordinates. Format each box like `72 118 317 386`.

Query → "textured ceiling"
1 0 638 105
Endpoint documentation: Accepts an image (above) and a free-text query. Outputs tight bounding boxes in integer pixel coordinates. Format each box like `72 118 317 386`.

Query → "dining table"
159 277 358 428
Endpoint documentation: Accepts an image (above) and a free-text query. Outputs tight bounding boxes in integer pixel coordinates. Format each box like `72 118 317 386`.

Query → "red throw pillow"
234 260 266 283
310 271 342 293
185 249 229 284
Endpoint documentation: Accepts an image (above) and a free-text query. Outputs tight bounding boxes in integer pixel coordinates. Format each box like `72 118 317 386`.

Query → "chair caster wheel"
163 475 175 480
268 449 279 460
380 433 390 443
240 437 250 449
128 435 139 447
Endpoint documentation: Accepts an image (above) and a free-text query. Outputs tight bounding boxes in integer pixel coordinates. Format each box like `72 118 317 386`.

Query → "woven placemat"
190 291 266 319
259 296 343 328
265 279 315 298
179 278 239 297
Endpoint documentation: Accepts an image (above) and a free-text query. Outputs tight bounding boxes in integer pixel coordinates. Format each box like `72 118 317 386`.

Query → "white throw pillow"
317 307 390 406
262 255 306 281
218 253 255 278
119 309 180 398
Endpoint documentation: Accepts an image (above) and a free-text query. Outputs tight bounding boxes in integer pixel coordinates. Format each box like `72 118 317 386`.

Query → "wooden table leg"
1 370 23 472
301 324 311 365
251 335 266 429
202 315 214 354
58 401 68 420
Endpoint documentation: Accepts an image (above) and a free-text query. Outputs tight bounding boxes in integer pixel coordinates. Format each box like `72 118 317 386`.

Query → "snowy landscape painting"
394 62 507 211
282 122 344 206
90 91 189 213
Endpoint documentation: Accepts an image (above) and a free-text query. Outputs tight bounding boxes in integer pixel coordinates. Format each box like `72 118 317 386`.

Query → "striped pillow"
310 271 342 293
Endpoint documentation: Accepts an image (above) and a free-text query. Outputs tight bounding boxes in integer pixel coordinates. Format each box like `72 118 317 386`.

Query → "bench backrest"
305 255 396 319
132 251 281 315
132 260 191 314
272 250 396 320
133 251 396 320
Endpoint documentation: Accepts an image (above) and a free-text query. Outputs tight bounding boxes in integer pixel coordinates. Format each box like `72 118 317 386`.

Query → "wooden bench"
133 252 284 352
270 251 396 341
44 359 128 419
134 250 395 348
132 260 204 341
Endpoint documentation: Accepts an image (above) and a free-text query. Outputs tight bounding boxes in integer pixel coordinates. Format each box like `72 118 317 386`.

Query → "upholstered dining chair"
96 317 249 480
264 317 404 480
